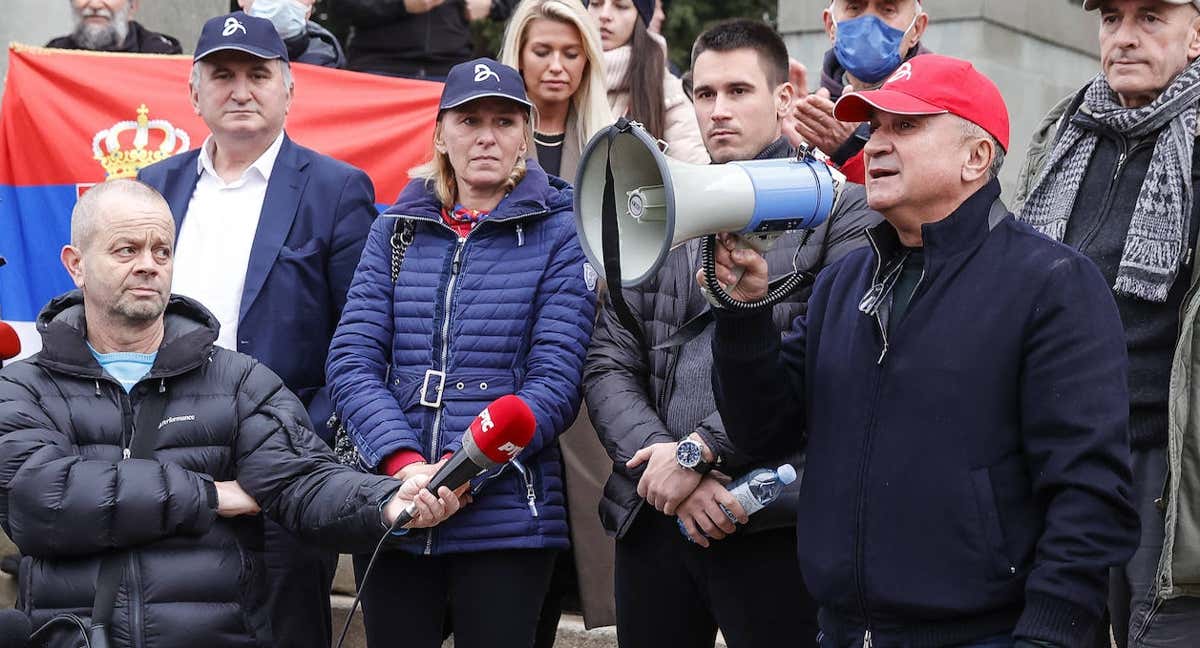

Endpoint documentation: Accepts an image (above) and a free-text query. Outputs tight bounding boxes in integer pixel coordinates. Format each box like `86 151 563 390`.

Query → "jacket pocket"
970 456 1036 579
970 467 1013 578
276 240 322 259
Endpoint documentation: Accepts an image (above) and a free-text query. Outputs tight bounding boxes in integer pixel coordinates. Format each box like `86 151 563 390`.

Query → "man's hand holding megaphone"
696 233 770 304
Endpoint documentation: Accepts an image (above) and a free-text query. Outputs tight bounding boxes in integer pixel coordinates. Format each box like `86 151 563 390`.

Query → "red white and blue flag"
0 44 441 331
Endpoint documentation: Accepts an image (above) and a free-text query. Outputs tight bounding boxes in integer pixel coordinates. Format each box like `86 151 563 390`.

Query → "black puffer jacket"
0 292 399 647
585 140 882 538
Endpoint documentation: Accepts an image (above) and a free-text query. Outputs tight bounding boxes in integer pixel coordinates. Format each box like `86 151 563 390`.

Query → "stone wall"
778 0 1102 196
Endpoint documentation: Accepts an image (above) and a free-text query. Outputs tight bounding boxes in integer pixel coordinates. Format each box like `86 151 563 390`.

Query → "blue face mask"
832 12 917 85
249 0 308 40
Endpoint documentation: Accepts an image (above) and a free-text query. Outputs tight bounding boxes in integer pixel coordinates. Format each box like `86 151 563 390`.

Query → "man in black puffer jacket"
0 179 460 647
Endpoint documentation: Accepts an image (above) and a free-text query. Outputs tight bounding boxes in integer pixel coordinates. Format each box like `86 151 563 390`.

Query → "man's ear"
905 11 930 52
962 136 995 184
61 245 85 289
1188 14 1200 62
776 81 796 120
822 7 837 42
189 79 202 116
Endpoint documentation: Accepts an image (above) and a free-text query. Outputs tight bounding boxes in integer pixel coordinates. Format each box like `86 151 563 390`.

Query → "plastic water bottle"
677 464 798 541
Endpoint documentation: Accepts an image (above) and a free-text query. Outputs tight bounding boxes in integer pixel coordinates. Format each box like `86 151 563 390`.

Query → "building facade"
779 0 1102 196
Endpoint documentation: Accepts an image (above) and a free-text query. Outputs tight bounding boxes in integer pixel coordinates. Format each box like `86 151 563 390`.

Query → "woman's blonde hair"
409 109 535 209
499 0 614 152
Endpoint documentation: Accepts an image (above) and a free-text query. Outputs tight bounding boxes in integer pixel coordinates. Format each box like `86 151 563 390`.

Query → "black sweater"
1060 99 1200 449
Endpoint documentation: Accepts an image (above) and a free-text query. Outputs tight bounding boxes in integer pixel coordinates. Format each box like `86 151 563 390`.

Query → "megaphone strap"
600 120 648 348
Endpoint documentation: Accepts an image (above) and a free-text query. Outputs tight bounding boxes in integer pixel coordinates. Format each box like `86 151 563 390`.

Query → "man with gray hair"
46 0 181 54
137 11 377 648
707 54 1139 648
1016 1 1200 645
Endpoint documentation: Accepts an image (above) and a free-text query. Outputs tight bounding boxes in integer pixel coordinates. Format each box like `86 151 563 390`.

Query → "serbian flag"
0 44 442 330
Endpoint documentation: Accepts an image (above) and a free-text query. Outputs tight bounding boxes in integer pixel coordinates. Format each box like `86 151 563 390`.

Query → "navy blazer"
139 134 376 440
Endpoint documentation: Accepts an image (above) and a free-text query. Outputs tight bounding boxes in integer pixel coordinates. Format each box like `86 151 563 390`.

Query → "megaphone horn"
573 119 840 289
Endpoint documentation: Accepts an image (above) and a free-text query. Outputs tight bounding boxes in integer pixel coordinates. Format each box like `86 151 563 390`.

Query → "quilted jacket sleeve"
0 367 217 558
327 216 422 469
494 220 596 460
584 284 676 470
234 359 401 554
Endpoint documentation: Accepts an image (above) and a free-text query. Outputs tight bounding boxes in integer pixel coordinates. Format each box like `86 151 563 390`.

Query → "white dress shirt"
171 132 285 351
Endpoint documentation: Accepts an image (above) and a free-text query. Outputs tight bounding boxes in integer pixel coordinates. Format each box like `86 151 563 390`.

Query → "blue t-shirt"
88 344 157 392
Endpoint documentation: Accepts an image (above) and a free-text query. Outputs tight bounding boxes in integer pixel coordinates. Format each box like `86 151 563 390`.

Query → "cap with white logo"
193 11 289 63
1082 0 1200 10
438 57 532 113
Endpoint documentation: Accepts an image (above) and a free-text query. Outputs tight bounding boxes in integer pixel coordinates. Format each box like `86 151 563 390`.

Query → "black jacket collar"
867 179 1003 268
34 292 220 380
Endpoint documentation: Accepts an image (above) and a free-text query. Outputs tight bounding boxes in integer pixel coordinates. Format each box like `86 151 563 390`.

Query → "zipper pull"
526 482 539 517
859 282 886 316
158 379 166 393
94 379 101 397
452 260 462 275
123 448 131 460
516 224 525 247
863 629 872 648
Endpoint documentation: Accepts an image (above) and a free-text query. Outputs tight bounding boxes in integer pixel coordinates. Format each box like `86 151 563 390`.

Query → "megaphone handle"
719 234 774 293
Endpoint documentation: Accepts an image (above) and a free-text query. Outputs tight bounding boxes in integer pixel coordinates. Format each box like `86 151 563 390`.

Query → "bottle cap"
777 464 797 485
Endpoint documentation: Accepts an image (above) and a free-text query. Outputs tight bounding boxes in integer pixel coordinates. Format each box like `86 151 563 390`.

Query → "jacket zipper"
512 458 539 517
864 232 891 364
425 235 467 555
410 209 549 554
1078 137 1154 252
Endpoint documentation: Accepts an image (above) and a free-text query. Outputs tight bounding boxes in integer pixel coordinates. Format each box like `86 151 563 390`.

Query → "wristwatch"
676 438 714 475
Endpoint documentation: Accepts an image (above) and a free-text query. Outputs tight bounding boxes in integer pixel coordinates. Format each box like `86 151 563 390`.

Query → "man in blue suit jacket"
138 12 375 648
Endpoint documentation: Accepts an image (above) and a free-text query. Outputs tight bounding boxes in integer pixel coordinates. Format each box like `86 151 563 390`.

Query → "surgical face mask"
832 9 919 85
249 0 308 40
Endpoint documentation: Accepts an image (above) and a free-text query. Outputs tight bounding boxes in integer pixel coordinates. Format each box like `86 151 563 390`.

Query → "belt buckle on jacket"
420 369 446 408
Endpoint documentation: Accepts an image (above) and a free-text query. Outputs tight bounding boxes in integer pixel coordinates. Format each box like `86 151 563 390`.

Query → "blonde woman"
327 58 596 648
587 0 708 164
500 0 613 180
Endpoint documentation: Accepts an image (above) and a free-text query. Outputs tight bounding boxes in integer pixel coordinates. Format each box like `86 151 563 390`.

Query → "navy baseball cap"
194 12 289 63
439 58 532 113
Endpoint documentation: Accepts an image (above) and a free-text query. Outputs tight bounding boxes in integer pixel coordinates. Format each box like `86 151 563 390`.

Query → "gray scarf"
1020 60 1200 302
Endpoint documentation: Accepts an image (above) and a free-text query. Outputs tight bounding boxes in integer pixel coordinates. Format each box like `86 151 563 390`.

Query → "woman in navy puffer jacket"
326 58 596 648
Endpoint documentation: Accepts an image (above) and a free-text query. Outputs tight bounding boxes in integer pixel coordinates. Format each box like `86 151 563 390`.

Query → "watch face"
676 440 702 468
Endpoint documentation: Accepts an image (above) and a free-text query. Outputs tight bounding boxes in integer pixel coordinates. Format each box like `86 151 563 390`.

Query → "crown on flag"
92 104 190 179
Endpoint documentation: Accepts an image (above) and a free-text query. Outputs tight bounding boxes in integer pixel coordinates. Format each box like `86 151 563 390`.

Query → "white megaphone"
574 119 840 290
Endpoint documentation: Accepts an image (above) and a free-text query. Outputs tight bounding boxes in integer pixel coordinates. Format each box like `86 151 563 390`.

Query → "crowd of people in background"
1 1 1199 648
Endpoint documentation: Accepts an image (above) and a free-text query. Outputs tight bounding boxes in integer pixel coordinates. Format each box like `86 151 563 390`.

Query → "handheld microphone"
391 394 537 529
0 321 20 362
0 609 32 648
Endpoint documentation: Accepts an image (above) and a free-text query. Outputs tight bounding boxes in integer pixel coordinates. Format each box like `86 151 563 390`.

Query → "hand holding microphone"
384 394 537 530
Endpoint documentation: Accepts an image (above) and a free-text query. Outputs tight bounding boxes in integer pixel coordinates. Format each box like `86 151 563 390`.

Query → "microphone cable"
333 509 404 648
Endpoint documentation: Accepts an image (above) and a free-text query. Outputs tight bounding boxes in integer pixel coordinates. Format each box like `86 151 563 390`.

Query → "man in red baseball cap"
700 54 1138 648
1015 1 1200 645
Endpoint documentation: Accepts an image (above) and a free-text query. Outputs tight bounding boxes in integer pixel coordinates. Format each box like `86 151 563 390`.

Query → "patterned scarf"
442 205 489 238
1020 59 1200 302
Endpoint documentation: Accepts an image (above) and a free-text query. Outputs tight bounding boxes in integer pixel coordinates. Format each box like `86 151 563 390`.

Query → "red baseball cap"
833 54 1010 151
